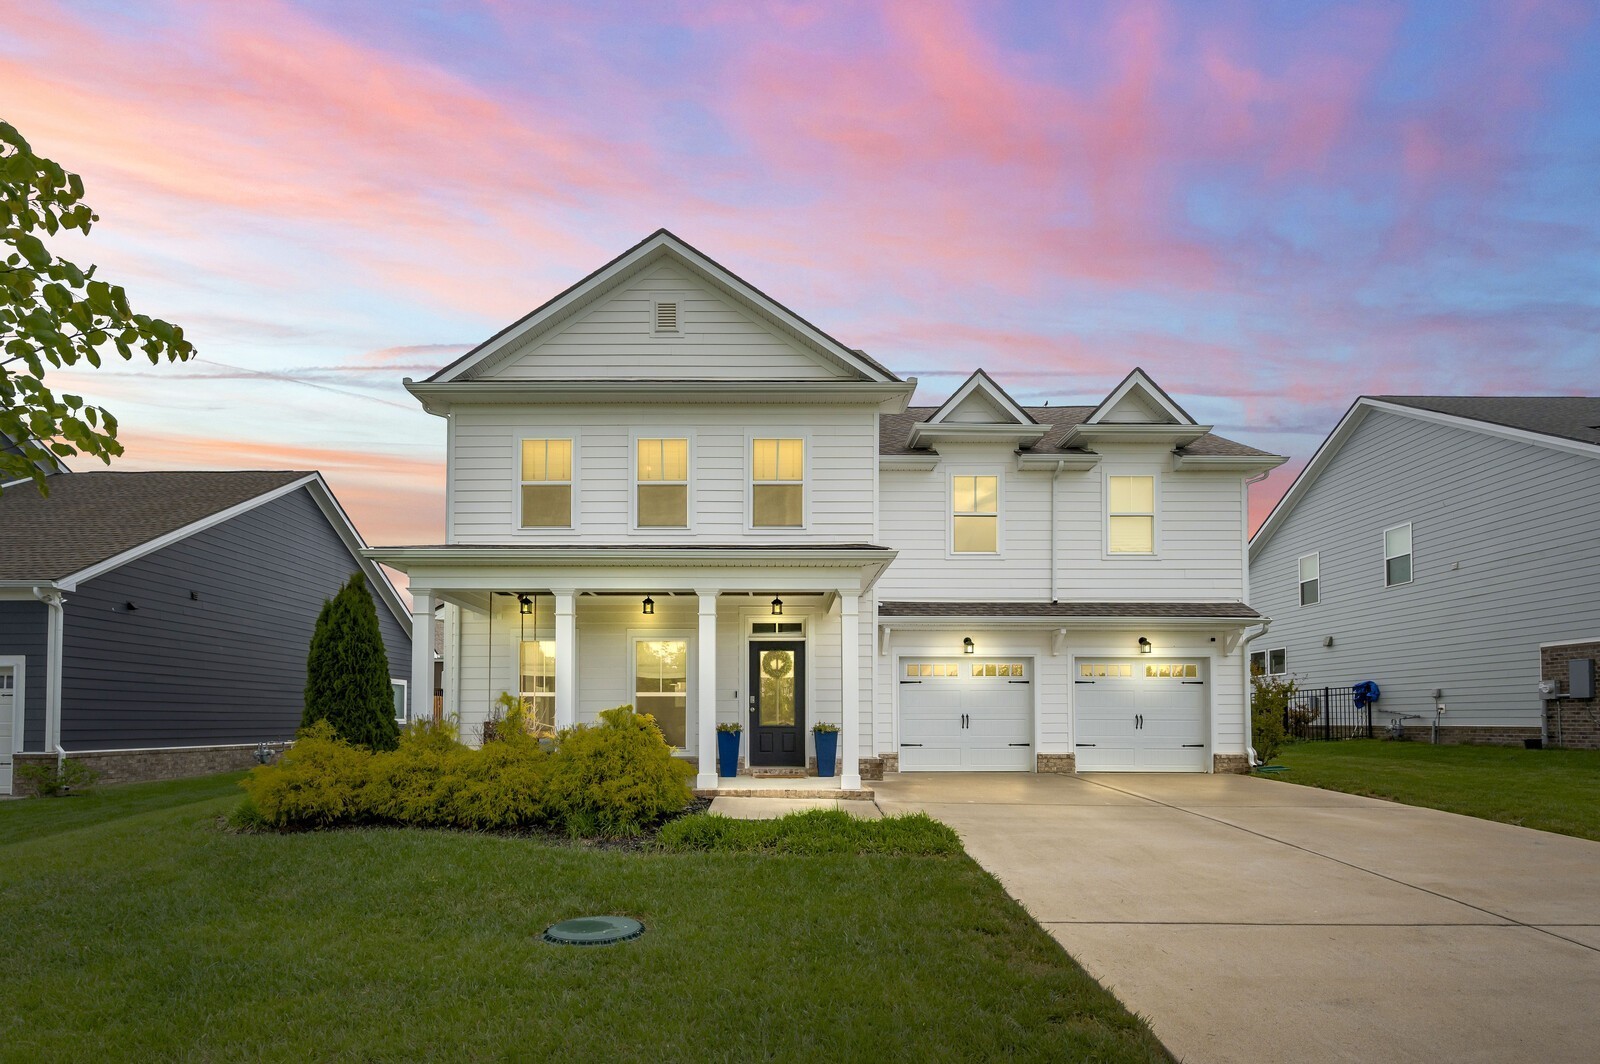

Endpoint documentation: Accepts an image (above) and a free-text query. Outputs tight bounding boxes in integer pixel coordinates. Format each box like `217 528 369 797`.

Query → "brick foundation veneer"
1213 753 1250 774
1390 725 1541 746
1036 753 1076 774
1541 640 1600 749
12 742 289 795
879 753 899 774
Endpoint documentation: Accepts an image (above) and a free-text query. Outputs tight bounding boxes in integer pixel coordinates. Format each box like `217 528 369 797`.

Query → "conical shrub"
302 572 400 751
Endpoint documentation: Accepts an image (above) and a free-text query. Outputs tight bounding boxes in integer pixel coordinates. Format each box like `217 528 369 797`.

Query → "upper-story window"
951 474 998 553
519 438 572 528
1384 523 1412 587
1108 475 1155 554
1250 649 1287 675
636 437 689 528
1299 552 1320 606
751 438 803 527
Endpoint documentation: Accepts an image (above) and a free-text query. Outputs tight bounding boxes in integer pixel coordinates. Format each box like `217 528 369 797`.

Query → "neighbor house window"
752 438 803 527
636 438 688 528
520 438 572 528
634 639 688 748
1299 553 1320 606
1384 523 1412 586
390 680 408 723
1250 650 1287 676
952 475 999 553
1108 475 1155 554
520 638 556 734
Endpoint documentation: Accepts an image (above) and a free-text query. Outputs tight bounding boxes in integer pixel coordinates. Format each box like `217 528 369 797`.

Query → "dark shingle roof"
879 406 1275 458
1371 396 1600 447
878 600 1260 619
0 471 311 580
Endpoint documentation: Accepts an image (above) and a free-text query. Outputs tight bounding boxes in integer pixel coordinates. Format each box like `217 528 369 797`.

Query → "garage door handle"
1074 680 1095 685
1009 743 1031 747
899 680 922 685
1007 680 1030 684
1075 743 1096 747
900 743 924 747
1182 744 1204 748
1181 681 1205 685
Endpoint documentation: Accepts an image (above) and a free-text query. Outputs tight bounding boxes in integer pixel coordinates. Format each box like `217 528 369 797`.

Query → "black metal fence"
1284 686 1373 740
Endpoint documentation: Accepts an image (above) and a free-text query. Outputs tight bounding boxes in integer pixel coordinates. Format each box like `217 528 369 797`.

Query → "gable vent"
654 301 679 333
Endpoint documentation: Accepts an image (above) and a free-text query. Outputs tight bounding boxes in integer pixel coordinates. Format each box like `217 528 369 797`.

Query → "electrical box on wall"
1571 659 1595 700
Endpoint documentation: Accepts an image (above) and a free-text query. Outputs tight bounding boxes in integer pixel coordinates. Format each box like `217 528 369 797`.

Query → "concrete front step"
694 786 876 801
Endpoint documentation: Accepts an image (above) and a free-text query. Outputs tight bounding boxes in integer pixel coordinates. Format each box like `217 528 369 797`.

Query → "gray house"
0 467 412 793
1248 396 1600 746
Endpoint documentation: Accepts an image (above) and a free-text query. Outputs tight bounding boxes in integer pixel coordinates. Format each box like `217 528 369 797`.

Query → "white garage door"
899 659 1033 771
1074 659 1208 771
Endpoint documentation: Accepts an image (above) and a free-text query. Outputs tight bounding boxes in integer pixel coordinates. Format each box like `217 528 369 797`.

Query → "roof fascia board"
405 379 915 415
924 369 1039 427
874 614 1257 628
1016 452 1101 471
365 546 897 568
1363 399 1600 460
879 455 941 472
1172 453 1289 473
1060 423 1213 448
907 422 1049 448
1085 368 1197 425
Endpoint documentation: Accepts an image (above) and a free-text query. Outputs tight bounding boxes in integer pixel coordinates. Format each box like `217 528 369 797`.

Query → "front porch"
695 773 876 801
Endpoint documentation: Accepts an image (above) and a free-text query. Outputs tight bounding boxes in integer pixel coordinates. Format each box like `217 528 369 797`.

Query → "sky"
4 0 1598 555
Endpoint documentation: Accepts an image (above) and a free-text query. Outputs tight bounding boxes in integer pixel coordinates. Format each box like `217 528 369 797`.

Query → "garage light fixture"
963 636 975 654
642 595 655 616
770 596 784 616
1138 636 1152 654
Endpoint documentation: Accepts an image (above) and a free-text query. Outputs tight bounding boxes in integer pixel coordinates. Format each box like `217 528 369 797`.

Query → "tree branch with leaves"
1 119 195 493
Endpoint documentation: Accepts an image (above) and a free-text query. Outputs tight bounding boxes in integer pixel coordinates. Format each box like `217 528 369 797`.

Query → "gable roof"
1084 367 1196 425
425 229 900 385
879 405 1276 458
923 369 1038 426
0 470 411 630
1249 394 1600 558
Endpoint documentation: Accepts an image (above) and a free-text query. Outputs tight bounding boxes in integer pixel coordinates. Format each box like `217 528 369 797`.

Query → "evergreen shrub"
303 572 400 751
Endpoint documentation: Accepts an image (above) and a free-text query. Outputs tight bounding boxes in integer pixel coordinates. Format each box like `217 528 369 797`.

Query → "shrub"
1251 672 1297 766
542 705 695 837
17 757 100 797
303 572 400 751
658 810 962 856
240 721 374 828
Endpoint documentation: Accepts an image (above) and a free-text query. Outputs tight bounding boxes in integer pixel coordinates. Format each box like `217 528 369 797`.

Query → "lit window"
1299 553 1320 606
520 439 572 528
952 475 999 553
636 438 689 528
1108 476 1155 554
752 439 803 527
634 640 687 748
1384 524 1412 587
519 639 556 732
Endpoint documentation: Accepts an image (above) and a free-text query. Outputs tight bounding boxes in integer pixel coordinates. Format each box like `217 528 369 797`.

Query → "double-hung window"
752 438 803 527
636 438 689 528
1384 523 1412 587
520 439 572 528
1299 553 1320 606
951 475 998 553
1108 475 1155 554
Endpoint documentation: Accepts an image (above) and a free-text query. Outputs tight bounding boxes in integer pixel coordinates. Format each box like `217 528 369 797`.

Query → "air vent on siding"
654 300 679 333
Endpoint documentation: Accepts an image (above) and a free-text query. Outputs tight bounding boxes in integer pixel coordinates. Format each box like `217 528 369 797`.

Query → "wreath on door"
761 652 794 679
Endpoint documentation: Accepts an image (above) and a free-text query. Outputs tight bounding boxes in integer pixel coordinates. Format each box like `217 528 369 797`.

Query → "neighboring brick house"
1540 639 1600 749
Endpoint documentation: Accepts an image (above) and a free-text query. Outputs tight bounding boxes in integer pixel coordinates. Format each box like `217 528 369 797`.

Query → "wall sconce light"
518 594 533 616
770 596 784 616
642 595 655 616
963 636 975 654
1138 636 1152 654
123 601 138 612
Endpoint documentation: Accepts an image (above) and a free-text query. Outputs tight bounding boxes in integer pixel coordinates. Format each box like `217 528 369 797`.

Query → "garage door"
1074 659 1207 771
899 659 1033 771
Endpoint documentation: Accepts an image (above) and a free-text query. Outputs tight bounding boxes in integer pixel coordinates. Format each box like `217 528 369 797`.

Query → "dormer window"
652 299 680 335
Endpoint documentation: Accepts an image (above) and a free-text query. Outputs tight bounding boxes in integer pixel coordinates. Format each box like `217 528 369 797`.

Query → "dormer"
906 370 1048 450
1058 368 1212 450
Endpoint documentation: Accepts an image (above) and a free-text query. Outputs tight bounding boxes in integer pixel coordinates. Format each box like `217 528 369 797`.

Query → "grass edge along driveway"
0 773 1172 1062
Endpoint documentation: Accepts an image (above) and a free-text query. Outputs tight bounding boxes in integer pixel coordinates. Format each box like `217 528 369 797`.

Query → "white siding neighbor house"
1248 396 1600 746
369 231 1286 789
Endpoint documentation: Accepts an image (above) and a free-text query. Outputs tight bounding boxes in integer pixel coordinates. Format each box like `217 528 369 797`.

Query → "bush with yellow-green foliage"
238 704 691 837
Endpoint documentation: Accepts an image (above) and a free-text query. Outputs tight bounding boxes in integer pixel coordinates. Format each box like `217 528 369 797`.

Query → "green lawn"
0 775 1170 1062
1270 740 1600 841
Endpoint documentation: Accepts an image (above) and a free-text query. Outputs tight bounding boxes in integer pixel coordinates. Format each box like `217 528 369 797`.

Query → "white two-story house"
369 231 1286 790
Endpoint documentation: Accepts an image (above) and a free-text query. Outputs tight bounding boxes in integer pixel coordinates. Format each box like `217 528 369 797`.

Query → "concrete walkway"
874 771 1600 1064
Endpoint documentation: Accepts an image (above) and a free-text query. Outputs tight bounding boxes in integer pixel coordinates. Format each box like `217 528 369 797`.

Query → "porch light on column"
518 594 533 616
1138 636 1152 654
962 636 975 654
642 595 655 616
770 596 783 616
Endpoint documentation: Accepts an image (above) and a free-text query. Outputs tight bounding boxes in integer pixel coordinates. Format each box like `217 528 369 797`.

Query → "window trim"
1104 470 1159 558
746 433 808 532
628 629 694 752
1384 522 1413 587
947 469 1003 556
390 678 409 724
631 433 694 533
1298 552 1320 607
514 435 577 532
1249 649 1287 676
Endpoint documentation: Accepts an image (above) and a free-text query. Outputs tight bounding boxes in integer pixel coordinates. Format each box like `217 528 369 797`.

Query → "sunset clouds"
3 0 1596 548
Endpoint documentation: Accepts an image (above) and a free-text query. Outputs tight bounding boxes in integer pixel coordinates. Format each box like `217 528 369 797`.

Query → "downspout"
1049 460 1066 603
1240 469 1273 766
32 586 65 757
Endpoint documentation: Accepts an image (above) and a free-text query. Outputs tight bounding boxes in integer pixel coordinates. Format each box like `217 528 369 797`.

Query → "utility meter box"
1571 658 1595 700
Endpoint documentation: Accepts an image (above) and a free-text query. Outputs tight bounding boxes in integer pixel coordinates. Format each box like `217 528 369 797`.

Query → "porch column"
695 590 720 790
409 588 433 725
554 589 576 728
840 591 862 790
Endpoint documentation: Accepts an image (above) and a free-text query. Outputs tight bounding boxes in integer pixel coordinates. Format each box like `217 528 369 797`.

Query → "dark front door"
749 641 806 766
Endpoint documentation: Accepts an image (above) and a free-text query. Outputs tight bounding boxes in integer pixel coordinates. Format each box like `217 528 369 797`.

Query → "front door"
749 641 805 766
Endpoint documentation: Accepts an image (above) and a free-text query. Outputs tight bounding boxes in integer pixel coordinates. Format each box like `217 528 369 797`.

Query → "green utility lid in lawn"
543 916 644 946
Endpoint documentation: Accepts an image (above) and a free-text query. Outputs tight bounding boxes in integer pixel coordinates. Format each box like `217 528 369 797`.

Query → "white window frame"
1104 471 1159 557
1384 522 1413 587
390 678 409 724
627 630 695 753
515 435 577 531
746 433 808 532
948 470 1003 556
650 298 682 337
1298 552 1320 607
1249 649 1287 676
631 434 693 532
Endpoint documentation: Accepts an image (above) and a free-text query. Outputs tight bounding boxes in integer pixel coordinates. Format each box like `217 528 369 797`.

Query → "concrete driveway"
874 771 1600 1064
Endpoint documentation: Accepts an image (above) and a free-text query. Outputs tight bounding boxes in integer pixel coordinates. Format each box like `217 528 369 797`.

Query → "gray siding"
0 600 47 748
1249 410 1600 730
59 486 411 749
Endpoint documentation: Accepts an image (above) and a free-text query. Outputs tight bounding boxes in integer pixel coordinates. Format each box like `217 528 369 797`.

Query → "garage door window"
1079 663 1135 677
973 662 1025 677
1145 663 1200 678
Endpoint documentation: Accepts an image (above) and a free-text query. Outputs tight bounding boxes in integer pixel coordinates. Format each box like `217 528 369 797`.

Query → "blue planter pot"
814 730 838 778
716 731 741 778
